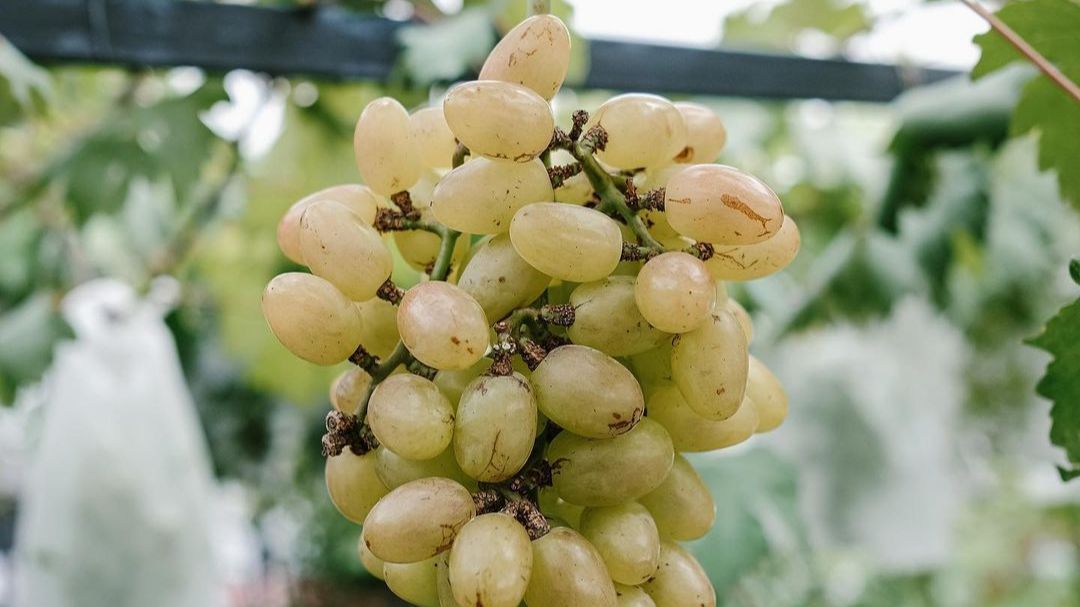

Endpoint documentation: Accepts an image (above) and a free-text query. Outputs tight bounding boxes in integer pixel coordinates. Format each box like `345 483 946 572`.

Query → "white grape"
634 252 715 334
443 80 554 162
354 97 422 196
479 14 572 100
665 164 784 245
432 157 553 234
510 202 623 282
299 199 392 301
398 281 490 370
367 374 455 461
262 273 363 365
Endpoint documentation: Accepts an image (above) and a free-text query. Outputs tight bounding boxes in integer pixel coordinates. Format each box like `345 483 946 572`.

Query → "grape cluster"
262 12 799 607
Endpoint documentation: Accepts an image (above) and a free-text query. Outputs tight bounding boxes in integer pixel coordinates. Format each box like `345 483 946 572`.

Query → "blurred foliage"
972 0 1080 209
724 0 871 50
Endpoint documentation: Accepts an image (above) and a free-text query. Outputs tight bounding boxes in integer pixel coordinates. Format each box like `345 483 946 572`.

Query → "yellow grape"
277 184 381 264
358 529 386 580
432 157 554 234
454 373 537 482
670 309 748 420
443 80 554 162
384 555 441 607
479 14 572 100
579 502 661 585
705 214 801 280
647 385 758 452
373 445 475 491
510 202 623 282
531 345 644 439
672 102 726 163
615 583 657 607
325 450 388 524
397 281 490 370
299 200 392 301
261 273 362 365
746 355 788 432
367 374 455 460
410 106 458 170
634 252 715 334
538 486 584 529
637 454 715 541
568 276 668 357
458 233 552 323
434 357 493 404
355 297 401 358
547 418 674 507
354 97 422 196
330 367 372 414
723 297 754 344
524 527 618 607
627 338 675 388
665 164 784 245
449 513 533 607
435 552 458 607
641 542 716 607
588 94 686 169
362 478 475 563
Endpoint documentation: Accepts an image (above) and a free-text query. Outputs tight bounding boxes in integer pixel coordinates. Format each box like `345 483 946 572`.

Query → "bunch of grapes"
262 10 799 607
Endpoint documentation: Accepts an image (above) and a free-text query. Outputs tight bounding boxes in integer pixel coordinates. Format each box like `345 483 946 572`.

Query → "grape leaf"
723 0 871 49
0 35 51 125
397 8 495 87
1027 263 1080 480
972 0 1080 209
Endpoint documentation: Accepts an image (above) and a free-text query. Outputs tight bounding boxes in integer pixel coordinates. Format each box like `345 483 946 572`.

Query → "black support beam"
0 0 960 101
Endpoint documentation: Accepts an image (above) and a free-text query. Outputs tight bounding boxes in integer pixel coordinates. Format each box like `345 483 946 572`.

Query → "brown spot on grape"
720 193 771 234
451 336 461 345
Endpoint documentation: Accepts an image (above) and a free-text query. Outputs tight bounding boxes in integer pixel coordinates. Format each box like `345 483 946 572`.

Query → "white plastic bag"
14 278 221 607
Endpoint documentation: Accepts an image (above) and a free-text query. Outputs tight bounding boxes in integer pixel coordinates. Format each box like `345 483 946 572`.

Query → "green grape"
363 478 476 563
435 552 458 607
261 272 363 365
634 252 715 334
664 164 784 245
531 345 644 439
587 94 686 170
672 102 726 164
637 454 715 541
670 309 748 420
568 276 669 357
646 385 758 452
299 199 393 301
325 450 388 524
358 529 386 581
538 486 584 529
746 355 788 433
705 214 801 281
443 80 554 162
449 513 533 607
458 233 552 323
454 372 537 482
615 583 657 607
547 418 674 507
510 203 623 283
579 502 661 585
330 367 372 414
384 555 441 607
355 296 401 358
627 338 675 388
410 106 458 170
434 357 494 404
432 157 553 234
354 97 422 196
398 281 490 370
479 14 572 100
367 374 455 460
524 527 618 607
277 184 381 264
640 542 716 607
374 445 475 491
723 297 753 344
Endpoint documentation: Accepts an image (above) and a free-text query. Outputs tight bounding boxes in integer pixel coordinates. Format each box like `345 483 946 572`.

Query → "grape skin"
665 164 785 245
479 14 572 100
261 272 363 366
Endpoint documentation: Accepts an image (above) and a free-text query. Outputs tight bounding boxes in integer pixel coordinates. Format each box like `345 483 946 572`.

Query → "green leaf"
972 0 1080 209
1028 286 1080 480
0 293 70 403
397 8 495 87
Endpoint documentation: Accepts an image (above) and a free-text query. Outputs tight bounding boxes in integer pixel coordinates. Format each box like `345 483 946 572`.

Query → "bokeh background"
1 1 1078 606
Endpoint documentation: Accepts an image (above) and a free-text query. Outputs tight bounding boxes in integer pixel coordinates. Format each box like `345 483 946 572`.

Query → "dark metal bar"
0 0 960 101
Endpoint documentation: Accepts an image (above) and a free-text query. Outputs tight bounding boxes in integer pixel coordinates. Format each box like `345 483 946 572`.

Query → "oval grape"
568 276 668 357
354 97 422 196
646 385 758 452
277 184 381 264
299 200 392 301
325 450 388 524
672 102 726 164
579 502 661 585
670 309 748 420
362 477 476 563
531 345 644 439
524 527 618 607
432 157 554 234
665 164 784 245
398 281 490 370
449 513 533 607
510 202 623 282
634 252 715 334
368 374 455 461
588 94 686 169
705 214 801 281
637 454 715 541
443 80 554 162
262 273 363 365
479 14 572 100
454 372 537 482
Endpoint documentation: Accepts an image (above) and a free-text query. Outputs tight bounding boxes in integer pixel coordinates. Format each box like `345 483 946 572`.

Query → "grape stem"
568 137 664 250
